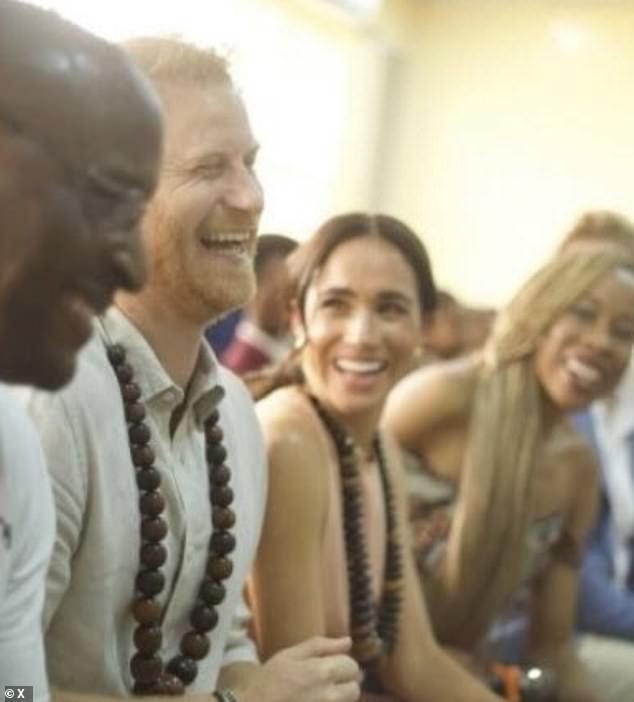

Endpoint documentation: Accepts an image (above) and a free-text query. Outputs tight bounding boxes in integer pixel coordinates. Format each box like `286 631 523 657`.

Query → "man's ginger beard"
141 202 256 327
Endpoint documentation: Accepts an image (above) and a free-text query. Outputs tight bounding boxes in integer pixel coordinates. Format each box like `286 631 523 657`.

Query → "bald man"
0 1 163 698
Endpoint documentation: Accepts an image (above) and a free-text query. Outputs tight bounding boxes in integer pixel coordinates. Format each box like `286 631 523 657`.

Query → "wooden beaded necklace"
106 343 236 695
307 395 403 668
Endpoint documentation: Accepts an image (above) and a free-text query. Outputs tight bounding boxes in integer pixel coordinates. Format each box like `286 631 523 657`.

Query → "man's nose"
108 232 148 292
223 167 264 217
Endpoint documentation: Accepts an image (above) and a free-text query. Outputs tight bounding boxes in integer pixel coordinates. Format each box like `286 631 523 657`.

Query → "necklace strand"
307 395 403 666
107 343 236 695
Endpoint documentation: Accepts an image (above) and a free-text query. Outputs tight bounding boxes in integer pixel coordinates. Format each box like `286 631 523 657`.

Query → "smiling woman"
249 212 506 702
383 247 634 702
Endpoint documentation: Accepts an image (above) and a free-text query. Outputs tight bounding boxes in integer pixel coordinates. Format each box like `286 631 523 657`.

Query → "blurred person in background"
221 233 297 375
560 211 634 702
0 0 163 697
384 246 634 702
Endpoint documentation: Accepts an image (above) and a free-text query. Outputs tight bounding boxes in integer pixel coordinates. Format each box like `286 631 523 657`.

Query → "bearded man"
25 37 360 702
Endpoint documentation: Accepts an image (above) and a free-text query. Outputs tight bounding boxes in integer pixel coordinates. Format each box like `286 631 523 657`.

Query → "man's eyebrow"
86 166 147 199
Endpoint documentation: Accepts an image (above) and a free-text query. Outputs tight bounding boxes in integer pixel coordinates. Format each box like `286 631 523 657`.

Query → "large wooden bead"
122 382 142 403
134 625 162 655
211 486 233 508
210 531 236 556
141 542 167 569
136 467 161 491
205 424 223 444
207 556 233 581
190 603 218 632
132 597 162 625
210 465 231 486
212 507 235 530
132 445 155 467
107 344 126 364
157 673 186 696
130 653 161 684
181 631 210 660
126 402 147 423
206 409 220 425
140 491 165 517
166 656 197 685
116 363 134 384
136 569 165 596
141 517 167 542
206 443 227 464
199 579 226 606
130 423 151 445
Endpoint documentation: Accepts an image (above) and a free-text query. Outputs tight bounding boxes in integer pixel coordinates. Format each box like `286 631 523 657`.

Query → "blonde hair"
559 210 634 258
427 248 634 647
122 36 231 93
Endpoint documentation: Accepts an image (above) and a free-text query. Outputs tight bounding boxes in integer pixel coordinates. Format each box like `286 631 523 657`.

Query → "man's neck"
115 291 205 390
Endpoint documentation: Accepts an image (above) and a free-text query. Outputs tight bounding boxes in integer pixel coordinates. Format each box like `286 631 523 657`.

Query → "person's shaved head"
0 0 164 389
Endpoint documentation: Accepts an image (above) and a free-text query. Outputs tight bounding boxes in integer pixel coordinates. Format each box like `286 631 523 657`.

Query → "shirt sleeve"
576 501 634 640
24 390 88 629
0 403 54 702
220 594 260 667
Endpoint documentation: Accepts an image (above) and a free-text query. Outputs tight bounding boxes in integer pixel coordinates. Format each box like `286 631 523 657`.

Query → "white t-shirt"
0 384 54 702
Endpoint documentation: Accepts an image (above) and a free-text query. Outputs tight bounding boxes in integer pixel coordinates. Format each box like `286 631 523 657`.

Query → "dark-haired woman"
249 212 503 702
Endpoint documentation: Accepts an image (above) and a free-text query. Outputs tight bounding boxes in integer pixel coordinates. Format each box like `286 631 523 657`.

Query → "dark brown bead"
190 603 218 632
199 579 226 606
132 445 155 467
140 491 165 517
157 673 186 696
134 625 162 655
136 467 161 491
130 653 161 684
126 402 147 423
141 542 167 569
130 423 151 445
166 655 197 685
107 344 126 365
206 443 227 464
136 569 165 596
181 631 211 659
212 507 235 530
206 409 220 426
211 485 233 508
210 531 236 556
204 423 223 444
116 363 134 383
141 516 167 542
121 382 142 402
132 597 163 625
210 465 231 485
207 556 233 580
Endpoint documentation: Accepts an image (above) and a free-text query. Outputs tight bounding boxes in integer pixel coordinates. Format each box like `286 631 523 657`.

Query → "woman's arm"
377 435 503 702
526 445 601 702
250 395 331 655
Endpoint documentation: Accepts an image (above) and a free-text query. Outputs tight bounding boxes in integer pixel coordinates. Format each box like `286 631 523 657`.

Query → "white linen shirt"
0 384 54 702
23 308 267 695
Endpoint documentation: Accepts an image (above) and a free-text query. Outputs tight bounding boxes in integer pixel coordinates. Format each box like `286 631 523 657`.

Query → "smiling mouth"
334 359 387 375
198 231 255 256
564 356 604 391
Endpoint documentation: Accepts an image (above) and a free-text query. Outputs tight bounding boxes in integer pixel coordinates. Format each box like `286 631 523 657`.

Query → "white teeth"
566 357 602 386
200 231 252 245
335 359 385 375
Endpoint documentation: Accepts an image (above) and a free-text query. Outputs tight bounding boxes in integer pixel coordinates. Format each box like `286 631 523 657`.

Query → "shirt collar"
96 307 224 428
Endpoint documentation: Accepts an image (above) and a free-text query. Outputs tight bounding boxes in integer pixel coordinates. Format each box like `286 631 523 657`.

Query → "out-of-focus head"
0 0 163 389
288 212 436 420
489 249 634 411
559 210 634 258
249 234 297 336
123 37 264 326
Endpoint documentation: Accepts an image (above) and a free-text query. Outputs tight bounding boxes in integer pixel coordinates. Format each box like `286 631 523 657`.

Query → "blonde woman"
384 248 634 702
251 213 505 702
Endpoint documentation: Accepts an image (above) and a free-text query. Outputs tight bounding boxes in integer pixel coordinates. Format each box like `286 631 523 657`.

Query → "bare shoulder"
383 354 480 446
